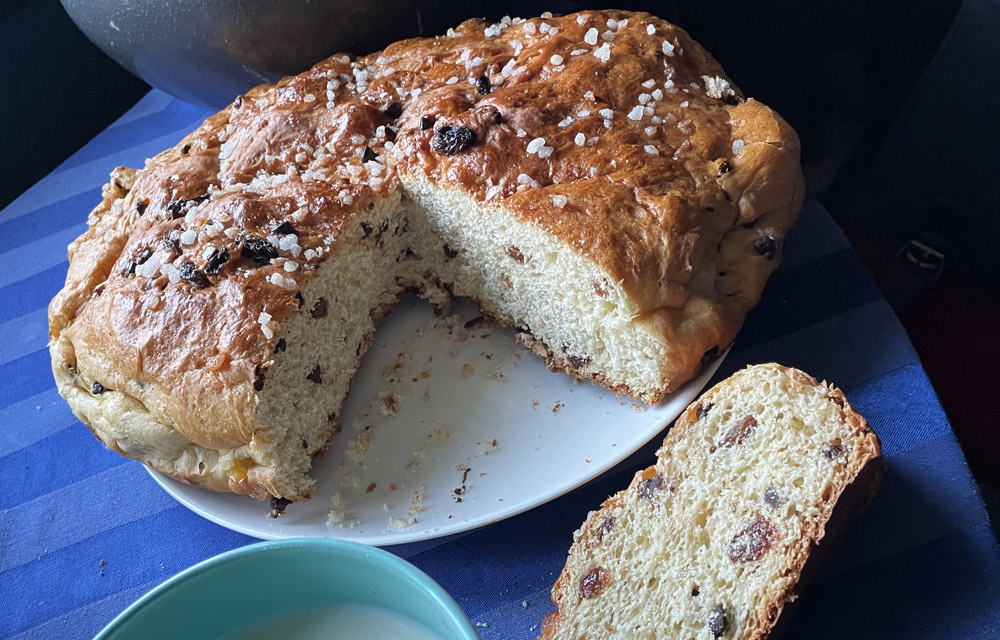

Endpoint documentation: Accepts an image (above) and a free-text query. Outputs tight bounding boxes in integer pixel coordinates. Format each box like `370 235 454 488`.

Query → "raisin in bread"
48 11 804 507
541 364 883 640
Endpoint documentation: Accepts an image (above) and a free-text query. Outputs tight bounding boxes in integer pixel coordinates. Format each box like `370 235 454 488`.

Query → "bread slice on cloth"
541 364 883 639
48 11 804 507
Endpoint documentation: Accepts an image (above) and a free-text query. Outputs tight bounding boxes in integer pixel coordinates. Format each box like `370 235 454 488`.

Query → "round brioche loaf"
48 10 805 506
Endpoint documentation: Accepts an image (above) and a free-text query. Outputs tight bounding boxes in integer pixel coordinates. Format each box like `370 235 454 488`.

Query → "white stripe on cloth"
0 225 81 289
0 128 198 225
0 308 48 368
0 463 177 573
0 388 75 458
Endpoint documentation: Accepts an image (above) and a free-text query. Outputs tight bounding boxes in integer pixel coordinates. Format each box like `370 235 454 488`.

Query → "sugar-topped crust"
49 10 804 502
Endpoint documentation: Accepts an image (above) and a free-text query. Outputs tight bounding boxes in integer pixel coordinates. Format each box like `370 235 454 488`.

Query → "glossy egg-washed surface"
49 10 803 499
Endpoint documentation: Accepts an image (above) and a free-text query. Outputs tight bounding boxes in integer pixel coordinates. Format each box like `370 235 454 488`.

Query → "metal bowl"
60 0 443 109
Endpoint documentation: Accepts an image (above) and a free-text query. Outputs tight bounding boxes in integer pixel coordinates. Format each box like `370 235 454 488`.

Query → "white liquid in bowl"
223 604 447 639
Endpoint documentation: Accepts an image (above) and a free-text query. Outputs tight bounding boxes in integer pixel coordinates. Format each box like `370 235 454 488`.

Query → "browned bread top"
390 12 802 317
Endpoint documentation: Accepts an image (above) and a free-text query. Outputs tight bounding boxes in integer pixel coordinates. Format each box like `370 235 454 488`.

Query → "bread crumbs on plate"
478 439 500 455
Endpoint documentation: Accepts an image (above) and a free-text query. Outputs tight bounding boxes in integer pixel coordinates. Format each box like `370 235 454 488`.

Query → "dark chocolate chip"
166 199 188 219
307 365 322 383
163 236 181 255
181 144 191 154
594 516 615 543
269 496 292 518
135 201 148 216
362 146 379 163
697 402 714 420
701 346 719 368
274 338 287 353
718 160 732 175
476 75 492 95
240 236 278 264
823 444 845 460
764 487 781 509
384 126 397 143
311 297 328 319
568 354 591 369
92 382 107 395
384 102 403 119
167 195 209 219
443 244 458 259
432 125 477 155
272 221 295 235
253 365 267 391
420 116 435 131
754 235 777 259
204 247 230 275
639 473 665 499
179 261 210 288
709 605 728 637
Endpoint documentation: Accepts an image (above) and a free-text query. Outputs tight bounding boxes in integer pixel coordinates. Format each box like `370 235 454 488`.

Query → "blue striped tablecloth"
2 91 998 639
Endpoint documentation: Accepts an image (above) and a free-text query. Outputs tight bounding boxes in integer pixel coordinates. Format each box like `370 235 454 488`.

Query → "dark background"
2 0 997 520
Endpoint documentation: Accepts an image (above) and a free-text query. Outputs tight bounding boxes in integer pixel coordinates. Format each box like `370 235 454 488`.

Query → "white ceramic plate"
148 296 726 545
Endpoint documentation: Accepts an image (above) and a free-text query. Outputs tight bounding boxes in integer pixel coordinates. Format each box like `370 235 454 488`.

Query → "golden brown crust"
49 11 803 502
541 364 883 639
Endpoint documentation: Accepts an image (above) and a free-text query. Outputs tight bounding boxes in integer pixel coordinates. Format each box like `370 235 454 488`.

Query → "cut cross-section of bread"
48 10 804 508
541 364 884 640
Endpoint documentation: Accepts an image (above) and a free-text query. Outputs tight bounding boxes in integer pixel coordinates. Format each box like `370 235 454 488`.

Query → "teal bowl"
94 539 480 640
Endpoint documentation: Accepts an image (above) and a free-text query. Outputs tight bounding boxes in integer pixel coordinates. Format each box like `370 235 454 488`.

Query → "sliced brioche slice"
541 363 883 640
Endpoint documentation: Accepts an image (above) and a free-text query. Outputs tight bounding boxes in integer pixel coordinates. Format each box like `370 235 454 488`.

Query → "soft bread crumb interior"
548 365 875 639
403 180 671 396
250 180 680 499
254 194 406 498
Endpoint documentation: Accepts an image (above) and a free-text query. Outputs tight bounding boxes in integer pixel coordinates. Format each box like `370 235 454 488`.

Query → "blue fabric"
1 90 997 639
